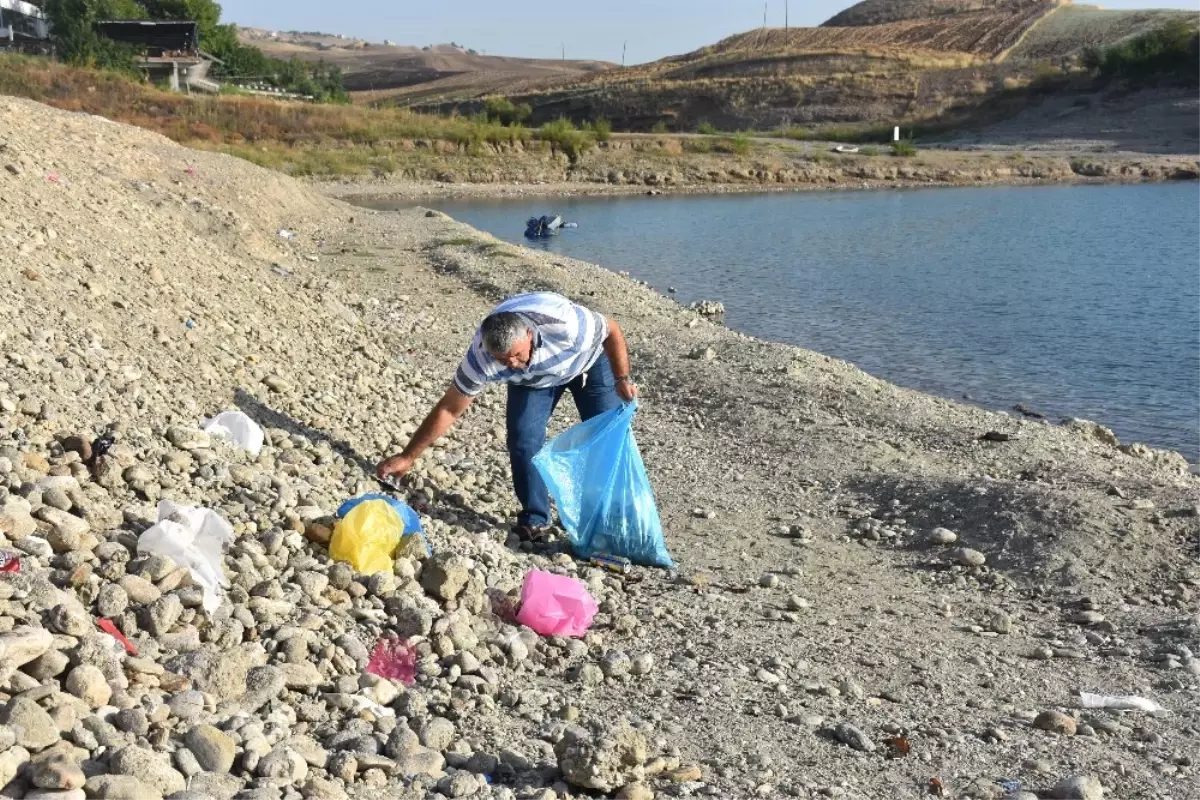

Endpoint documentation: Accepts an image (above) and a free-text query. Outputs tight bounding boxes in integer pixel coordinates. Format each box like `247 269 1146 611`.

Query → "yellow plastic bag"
329 499 403 574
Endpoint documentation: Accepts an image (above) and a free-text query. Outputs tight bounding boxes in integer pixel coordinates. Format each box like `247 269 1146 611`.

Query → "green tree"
44 0 146 69
1086 19 1199 82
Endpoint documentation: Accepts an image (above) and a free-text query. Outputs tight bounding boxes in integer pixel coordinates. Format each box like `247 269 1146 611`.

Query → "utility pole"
785 0 789 31
561 42 565 62
622 41 627 67
763 2 767 29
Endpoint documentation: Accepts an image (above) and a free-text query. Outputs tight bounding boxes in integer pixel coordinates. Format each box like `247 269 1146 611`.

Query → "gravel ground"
1 95 1197 800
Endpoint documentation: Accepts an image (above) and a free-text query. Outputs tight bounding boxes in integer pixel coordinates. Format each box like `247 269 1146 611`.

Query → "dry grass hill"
400 0 1197 140
237 28 613 105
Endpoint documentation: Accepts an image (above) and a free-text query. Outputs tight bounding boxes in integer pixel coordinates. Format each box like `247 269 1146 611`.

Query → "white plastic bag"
1079 692 1165 713
202 411 265 456
137 500 233 614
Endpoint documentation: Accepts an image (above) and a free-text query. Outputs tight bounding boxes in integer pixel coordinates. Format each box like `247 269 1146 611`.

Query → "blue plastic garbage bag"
337 493 430 556
533 401 674 568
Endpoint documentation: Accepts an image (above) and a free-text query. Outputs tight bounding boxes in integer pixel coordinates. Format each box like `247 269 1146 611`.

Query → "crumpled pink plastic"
516 570 598 638
366 637 416 685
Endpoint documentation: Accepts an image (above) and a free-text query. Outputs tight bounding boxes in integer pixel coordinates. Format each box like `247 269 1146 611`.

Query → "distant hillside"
405 0 1196 142
824 0 1051 28
236 28 613 100
1006 4 1199 61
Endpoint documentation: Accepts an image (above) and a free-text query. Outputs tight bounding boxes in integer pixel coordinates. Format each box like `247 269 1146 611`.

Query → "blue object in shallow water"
524 214 563 238
337 493 430 555
533 401 674 568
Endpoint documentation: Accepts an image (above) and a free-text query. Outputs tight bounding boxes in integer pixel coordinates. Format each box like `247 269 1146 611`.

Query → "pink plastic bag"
366 637 416 685
516 570 598 638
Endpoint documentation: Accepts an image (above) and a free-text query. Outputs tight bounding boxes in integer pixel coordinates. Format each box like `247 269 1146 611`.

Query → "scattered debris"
365 637 417 685
1078 692 1165 713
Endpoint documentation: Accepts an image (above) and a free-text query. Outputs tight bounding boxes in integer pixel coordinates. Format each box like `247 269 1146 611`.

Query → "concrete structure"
0 0 50 51
96 20 221 93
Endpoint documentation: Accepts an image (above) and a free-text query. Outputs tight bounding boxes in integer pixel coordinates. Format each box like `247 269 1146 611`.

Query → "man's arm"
376 385 474 479
602 318 638 401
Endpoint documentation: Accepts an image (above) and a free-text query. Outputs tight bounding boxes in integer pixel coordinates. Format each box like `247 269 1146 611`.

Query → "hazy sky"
219 1 1200 64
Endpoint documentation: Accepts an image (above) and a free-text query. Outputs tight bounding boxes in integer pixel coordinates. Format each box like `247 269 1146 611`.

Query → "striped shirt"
453 293 609 397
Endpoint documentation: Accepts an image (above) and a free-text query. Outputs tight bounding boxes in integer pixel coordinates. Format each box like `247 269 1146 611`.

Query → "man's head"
481 312 534 370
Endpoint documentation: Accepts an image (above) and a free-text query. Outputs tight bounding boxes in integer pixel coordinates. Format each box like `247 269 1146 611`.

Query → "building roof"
96 20 199 52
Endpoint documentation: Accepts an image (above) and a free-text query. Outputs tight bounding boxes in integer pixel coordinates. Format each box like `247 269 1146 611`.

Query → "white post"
893 126 900 142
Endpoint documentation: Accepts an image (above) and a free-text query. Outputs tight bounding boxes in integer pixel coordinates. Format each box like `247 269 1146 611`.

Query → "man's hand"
377 386 474 484
616 379 638 402
376 453 415 481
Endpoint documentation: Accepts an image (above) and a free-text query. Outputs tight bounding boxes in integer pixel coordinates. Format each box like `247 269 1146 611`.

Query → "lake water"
381 183 1200 463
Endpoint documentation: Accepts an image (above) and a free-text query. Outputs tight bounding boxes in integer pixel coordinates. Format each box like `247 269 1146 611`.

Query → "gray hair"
480 312 530 354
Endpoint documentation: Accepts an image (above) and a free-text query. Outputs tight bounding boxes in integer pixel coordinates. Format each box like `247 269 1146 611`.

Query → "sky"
218 0 1200 64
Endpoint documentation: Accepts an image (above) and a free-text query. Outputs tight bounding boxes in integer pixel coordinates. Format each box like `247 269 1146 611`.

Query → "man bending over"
376 292 638 539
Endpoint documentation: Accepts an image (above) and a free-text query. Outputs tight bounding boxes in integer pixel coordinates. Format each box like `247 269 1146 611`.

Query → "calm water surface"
381 184 1200 462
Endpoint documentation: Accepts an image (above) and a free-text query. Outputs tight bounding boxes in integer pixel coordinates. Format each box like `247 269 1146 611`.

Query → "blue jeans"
507 352 623 527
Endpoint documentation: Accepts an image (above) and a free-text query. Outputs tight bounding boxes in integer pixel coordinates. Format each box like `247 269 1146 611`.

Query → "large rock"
165 426 210 450
32 755 86 790
241 665 286 711
26 788 86 800
1 496 38 539
1033 710 1077 736
418 717 456 751
1050 775 1105 800
0 746 31 789
0 696 60 751
24 649 71 681
302 776 349 800
164 643 266 698
185 724 236 772
83 775 164 800
144 593 183 636
280 661 323 690
108 745 187 796
118 575 161 606
0 626 55 681
65 664 112 708
833 722 875 752
48 603 92 637
420 553 470 602
96 584 129 618
256 745 309 787
33 506 89 546
187 771 243 800
384 723 445 778
554 721 648 792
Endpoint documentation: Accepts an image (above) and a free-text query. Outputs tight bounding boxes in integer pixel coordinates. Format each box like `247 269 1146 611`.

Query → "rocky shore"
315 143 1200 205
1 94 1198 800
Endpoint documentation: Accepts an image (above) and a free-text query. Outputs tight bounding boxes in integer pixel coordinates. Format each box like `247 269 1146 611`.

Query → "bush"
860 145 880 156
538 117 594 164
483 96 532 126
891 139 918 157
697 121 717 135
1085 20 1199 82
728 133 752 156
585 117 612 143
651 120 669 133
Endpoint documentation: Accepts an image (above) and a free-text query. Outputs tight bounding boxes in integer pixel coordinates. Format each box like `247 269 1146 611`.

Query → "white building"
0 0 50 47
